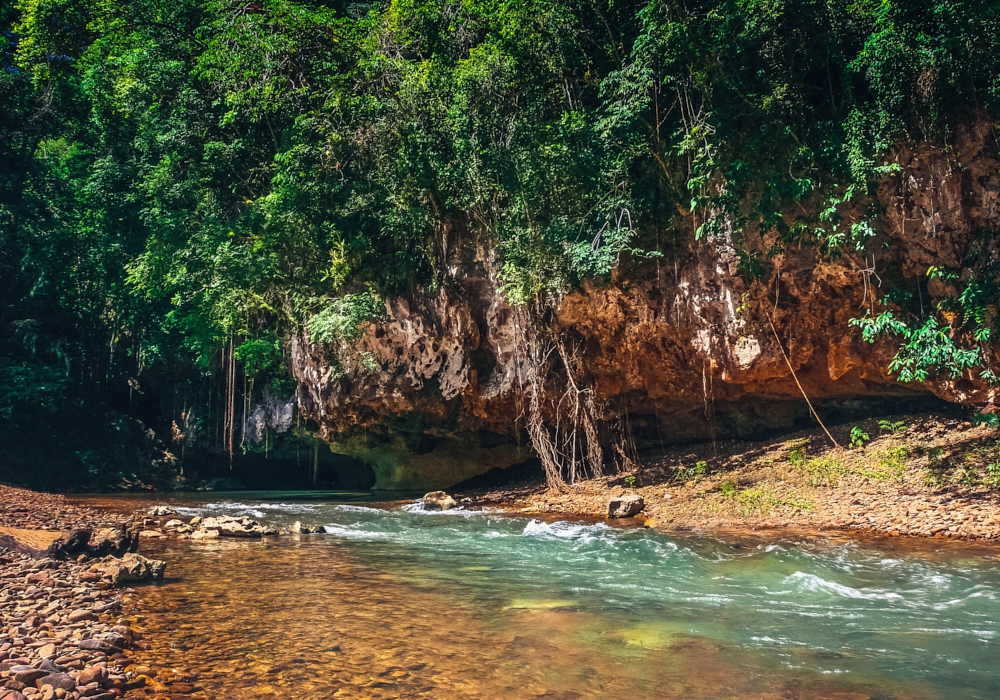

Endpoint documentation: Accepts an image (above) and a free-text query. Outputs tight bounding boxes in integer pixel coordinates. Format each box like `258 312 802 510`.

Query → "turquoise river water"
87 495 1000 699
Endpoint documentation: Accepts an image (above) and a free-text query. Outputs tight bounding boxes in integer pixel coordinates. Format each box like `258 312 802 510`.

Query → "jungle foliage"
1 0 999 485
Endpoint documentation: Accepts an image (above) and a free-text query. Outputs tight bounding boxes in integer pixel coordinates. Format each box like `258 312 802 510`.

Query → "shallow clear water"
103 497 1000 699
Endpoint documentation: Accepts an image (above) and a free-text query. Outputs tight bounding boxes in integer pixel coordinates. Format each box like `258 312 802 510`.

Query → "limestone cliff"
293 124 1000 490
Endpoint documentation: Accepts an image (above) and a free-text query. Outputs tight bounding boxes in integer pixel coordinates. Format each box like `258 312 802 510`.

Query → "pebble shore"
460 415 1000 542
0 487 153 700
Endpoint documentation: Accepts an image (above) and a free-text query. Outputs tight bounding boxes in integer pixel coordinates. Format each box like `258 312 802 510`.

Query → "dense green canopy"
2 0 998 486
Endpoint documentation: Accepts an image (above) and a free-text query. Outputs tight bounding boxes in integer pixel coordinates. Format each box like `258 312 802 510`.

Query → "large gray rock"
608 494 645 518
421 491 457 511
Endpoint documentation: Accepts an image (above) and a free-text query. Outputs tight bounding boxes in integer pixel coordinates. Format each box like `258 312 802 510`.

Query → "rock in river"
198 515 267 537
607 494 644 518
422 491 457 510
190 528 220 540
94 552 166 585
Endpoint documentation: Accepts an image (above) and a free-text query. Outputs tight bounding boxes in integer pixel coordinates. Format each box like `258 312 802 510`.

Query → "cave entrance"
310 451 376 491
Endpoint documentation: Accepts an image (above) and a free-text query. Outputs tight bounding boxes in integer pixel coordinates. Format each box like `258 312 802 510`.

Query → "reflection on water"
87 496 1000 699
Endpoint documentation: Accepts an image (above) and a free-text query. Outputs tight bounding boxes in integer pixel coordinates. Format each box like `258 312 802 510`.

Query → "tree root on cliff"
517 311 608 489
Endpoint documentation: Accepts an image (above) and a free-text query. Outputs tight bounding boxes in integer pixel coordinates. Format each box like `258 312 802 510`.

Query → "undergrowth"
787 443 909 485
924 440 1000 489
720 481 814 515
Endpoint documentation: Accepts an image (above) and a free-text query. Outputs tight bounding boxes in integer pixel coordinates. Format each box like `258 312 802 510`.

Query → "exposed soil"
458 413 1000 542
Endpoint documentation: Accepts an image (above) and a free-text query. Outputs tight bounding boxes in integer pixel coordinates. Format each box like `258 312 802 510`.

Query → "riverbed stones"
67 609 98 623
34 673 75 692
0 489 154 700
75 665 107 687
189 528 219 540
12 669 47 686
146 506 177 517
422 492 457 510
607 494 645 518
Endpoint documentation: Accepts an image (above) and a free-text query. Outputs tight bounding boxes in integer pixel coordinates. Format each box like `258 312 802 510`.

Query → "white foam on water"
913 627 996 638
521 519 612 542
321 523 392 540
168 506 203 516
782 571 902 600
334 504 386 514
400 502 494 517
679 594 734 604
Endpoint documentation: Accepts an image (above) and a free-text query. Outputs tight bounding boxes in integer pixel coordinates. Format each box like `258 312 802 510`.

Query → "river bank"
0 486 162 700
458 414 1000 542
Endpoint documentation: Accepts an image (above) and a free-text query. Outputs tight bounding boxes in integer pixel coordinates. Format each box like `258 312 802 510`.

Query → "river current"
85 495 1000 699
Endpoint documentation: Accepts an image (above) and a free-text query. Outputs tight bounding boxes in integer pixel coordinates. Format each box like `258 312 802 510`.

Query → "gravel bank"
459 415 1000 542
0 486 161 700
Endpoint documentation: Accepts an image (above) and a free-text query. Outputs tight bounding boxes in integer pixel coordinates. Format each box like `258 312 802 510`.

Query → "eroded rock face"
292 124 1000 489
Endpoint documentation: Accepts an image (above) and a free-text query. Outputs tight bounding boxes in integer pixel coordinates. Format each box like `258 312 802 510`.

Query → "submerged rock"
422 491 457 510
608 494 644 518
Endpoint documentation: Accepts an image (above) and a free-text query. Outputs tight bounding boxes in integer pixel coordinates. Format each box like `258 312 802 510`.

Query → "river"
78 494 1000 699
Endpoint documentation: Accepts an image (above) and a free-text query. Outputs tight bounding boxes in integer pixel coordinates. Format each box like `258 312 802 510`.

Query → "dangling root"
516 311 607 490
